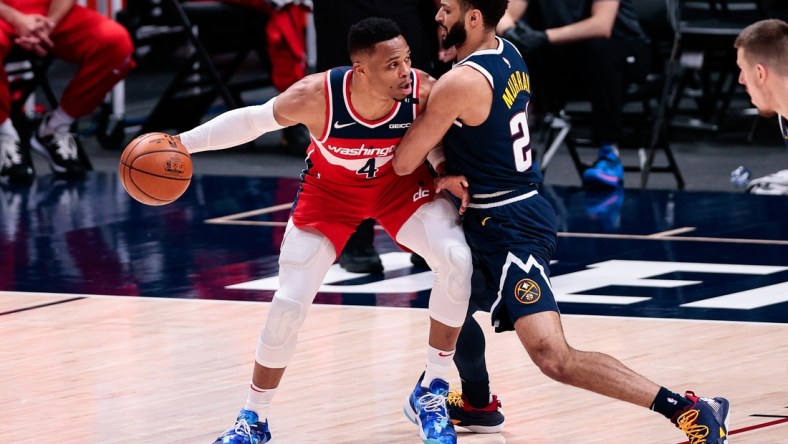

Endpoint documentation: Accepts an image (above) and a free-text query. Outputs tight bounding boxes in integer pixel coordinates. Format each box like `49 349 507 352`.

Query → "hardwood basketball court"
1 173 786 442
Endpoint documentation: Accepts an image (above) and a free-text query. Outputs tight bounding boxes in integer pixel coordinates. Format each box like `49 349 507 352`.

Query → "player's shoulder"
439 64 490 92
425 64 493 115
288 71 327 97
279 72 326 107
414 68 437 98
275 72 328 124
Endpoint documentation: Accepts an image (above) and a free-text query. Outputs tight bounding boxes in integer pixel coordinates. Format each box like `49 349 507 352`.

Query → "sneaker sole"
403 400 418 425
212 434 273 444
403 399 425 440
719 399 731 444
455 421 504 434
404 398 451 444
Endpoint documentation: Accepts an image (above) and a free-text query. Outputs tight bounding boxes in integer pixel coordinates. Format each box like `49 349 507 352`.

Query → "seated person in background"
191 0 311 153
735 18 788 194
497 0 651 189
0 0 135 183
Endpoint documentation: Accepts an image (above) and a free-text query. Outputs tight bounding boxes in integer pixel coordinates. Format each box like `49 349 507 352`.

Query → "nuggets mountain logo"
514 278 541 304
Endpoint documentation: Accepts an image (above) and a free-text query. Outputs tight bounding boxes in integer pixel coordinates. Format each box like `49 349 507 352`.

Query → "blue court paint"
1 172 786 323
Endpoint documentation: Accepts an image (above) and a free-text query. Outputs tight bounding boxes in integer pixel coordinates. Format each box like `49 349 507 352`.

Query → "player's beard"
441 21 467 50
746 86 777 117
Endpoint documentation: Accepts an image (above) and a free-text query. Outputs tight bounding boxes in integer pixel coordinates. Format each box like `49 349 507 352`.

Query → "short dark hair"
734 19 788 75
348 17 403 59
457 0 508 30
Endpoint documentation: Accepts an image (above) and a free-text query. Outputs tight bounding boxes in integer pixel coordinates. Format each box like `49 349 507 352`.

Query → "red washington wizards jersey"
307 67 421 185
290 67 436 256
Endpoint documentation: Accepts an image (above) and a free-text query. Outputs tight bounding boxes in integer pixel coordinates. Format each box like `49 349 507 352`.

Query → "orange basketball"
119 132 192 206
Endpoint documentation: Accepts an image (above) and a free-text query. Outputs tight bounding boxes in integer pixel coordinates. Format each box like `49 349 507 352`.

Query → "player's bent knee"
535 356 573 384
528 343 575 384
444 243 472 302
255 294 308 367
427 245 472 327
262 295 308 347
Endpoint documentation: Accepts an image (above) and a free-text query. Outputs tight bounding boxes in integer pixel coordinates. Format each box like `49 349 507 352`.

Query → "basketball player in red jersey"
177 18 468 444
0 0 135 182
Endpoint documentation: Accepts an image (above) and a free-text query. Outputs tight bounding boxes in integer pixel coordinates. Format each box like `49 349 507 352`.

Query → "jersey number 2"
509 111 532 172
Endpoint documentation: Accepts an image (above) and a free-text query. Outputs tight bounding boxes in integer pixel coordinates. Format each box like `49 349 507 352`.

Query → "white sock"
421 346 455 388
39 107 74 136
244 383 275 422
0 118 19 141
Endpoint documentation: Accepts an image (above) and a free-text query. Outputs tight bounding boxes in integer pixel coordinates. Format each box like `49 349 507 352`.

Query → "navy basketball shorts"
463 192 559 332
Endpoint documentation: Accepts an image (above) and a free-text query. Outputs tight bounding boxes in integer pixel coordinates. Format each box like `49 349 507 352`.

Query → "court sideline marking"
0 297 85 316
204 203 788 245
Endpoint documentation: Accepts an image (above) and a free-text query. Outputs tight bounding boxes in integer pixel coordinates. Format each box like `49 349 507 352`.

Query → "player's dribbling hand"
435 174 469 215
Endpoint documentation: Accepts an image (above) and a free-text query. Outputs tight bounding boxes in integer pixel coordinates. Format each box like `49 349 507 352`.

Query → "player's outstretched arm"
177 73 325 154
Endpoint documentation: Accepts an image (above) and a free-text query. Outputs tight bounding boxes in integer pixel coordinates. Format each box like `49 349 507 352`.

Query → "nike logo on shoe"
333 121 356 129
438 351 455 357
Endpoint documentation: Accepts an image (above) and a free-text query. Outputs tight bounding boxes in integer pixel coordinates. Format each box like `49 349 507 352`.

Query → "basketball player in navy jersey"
393 1 730 442
177 18 469 444
735 19 788 149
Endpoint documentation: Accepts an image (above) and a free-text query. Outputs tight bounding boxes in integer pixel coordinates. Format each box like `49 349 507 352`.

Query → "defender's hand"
435 174 469 215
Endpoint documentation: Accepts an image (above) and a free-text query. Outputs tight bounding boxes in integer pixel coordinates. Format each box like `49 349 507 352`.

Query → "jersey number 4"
357 158 379 178
510 111 532 172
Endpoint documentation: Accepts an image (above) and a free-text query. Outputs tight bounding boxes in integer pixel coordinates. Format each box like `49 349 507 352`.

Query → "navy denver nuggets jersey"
443 37 542 195
449 39 558 332
780 115 788 149
307 67 419 185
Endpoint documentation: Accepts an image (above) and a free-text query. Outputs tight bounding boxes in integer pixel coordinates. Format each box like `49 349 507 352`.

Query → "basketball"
119 132 192 206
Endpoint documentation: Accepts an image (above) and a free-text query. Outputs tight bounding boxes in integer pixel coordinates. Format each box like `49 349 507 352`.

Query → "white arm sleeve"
426 146 446 171
178 97 286 154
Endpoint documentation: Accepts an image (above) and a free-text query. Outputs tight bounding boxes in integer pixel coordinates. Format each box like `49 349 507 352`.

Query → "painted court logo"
514 278 541 304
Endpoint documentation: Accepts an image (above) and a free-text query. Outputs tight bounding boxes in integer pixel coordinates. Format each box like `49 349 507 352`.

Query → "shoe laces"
418 391 450 423
447 390 500 412
0 135 22 167
219 418 254 439
446 390 464 408
676 409 709 444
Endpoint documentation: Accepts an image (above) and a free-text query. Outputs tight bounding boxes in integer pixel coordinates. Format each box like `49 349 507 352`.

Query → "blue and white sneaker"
404 374 457 444
582 144 624 189
213 409 272 444
673 391 730 444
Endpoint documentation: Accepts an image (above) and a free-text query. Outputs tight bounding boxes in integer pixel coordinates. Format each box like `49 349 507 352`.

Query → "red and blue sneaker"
582 144 624 189
404 374 457 444
446 389 505 433
213 409 272 444
673 391 730 444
